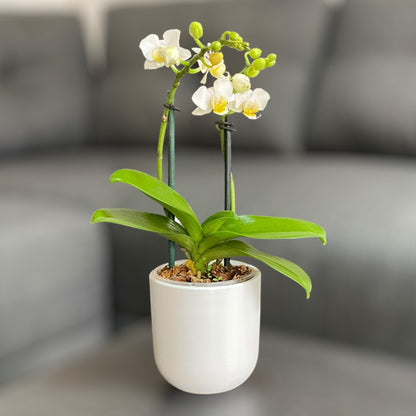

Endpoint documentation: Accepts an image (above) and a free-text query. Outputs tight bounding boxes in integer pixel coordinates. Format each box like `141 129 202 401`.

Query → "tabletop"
1 321 416 416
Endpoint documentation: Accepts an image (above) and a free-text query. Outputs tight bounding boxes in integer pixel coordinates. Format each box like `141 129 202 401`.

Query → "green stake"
168 107 175 268
224 115 232 268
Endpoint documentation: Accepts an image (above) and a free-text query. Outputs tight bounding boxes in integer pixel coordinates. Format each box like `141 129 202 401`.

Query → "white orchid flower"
139 29 191 69
192 78 234 116
229 88 270 119
192 48 228 84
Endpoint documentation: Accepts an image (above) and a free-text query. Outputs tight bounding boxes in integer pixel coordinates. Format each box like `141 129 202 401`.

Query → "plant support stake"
168 105 176 268
224 115 232 268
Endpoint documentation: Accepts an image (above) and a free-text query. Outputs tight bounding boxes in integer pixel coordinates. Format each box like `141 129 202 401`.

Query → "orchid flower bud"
246 66 260 78
232 73 251 93
252 58 266 71
189 21 203 39
249 48 262 59
211 41 222 51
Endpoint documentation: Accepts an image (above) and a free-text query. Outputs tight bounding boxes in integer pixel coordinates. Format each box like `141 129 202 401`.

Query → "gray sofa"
1 0 416 388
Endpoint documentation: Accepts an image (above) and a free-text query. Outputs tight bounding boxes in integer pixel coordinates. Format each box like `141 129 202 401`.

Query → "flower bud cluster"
220 31 250 51
244 50 277 78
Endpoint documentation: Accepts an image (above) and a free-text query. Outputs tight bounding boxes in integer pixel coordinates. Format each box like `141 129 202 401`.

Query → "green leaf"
91 208 196 254
201 210 238 234
110 169 203 242
197 240 312 298
199 215 326 252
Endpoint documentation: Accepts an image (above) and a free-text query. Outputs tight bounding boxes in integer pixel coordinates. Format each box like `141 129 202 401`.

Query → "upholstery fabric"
0 195 110 382
309 0 416 155
96 0 331 151
0 15 91 153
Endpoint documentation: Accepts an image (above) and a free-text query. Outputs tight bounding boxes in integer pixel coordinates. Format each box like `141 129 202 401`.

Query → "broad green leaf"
91 208 196 254
197 240 312 298
199 215 326 252
110 169 203 242
201 210 238 235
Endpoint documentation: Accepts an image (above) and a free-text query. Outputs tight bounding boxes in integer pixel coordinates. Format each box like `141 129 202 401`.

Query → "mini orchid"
93 21 327 298
139 29 191 69
192 78 234 116
229 88 270 119
193 48 228 84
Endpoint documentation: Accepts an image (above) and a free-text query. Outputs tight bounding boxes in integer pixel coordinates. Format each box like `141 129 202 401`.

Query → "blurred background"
1 0 416 396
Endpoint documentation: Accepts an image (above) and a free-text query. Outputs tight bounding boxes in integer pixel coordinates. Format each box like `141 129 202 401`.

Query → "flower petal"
192 107 212 116
252 88 270 110
163 29 181 47
178 46 191 62
144 59 164 70
139 34 160 60
213 78 234 99
192 86 212 111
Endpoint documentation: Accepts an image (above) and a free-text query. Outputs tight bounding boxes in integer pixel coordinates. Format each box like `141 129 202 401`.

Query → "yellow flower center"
152 47 164 63
212 96 228 114
243 103 259 118
209 52 223 66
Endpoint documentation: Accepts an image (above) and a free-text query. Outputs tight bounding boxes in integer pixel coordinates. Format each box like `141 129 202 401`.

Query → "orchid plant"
91 22 326 298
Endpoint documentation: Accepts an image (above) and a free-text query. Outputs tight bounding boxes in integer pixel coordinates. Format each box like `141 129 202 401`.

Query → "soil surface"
159 261 252 283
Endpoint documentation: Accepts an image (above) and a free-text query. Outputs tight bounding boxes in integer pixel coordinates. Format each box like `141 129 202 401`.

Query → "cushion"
0 15 91 154
309 0 416 155
0 195 110 382
97 0 332 152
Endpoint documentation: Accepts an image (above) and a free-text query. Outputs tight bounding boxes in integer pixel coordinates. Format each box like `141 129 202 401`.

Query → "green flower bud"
249 48 262 59
252 58 266 71
211 41 222 51
189 21 203 39
229 31 240 41
246 66 260 78
267 53 277 62
266 59 276 68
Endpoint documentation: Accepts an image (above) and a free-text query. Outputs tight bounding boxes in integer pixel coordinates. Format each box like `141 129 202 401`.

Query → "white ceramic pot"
149 260 261 395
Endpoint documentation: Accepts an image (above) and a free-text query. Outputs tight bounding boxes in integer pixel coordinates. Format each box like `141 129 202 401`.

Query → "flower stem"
156 48 210 182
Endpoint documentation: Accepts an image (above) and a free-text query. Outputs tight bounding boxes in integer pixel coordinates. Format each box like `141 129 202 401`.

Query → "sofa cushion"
0 195 110 383
96 0 332 152
0 15 91 154
309 0 416 155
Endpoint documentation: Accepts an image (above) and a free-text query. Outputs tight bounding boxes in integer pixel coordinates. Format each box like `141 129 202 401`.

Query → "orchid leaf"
220 216 326 243
197 240 312 298
199 215 326 252
91 208 196 254
201 210 238 234
110 169 203 242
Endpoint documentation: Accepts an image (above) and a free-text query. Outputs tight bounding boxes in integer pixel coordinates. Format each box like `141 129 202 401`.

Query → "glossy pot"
149 261 261 394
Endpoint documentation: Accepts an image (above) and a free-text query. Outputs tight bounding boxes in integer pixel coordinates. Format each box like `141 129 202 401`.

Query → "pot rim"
149 259 260 289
